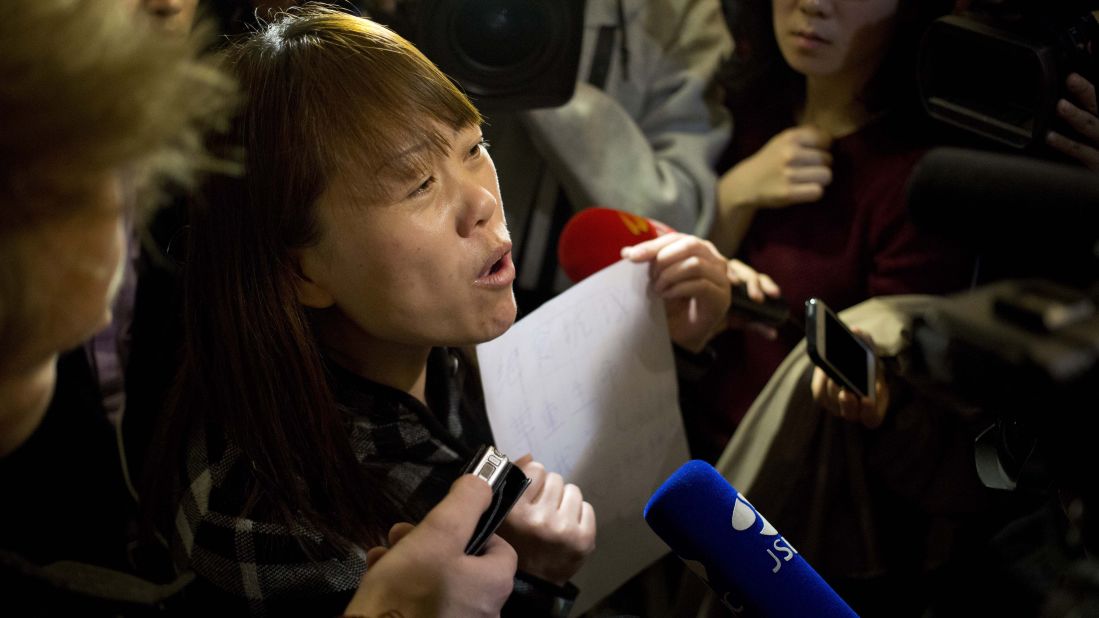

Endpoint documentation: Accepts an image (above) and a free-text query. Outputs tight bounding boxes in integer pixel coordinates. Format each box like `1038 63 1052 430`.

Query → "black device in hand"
730 283 792 329
463 445 531 555
805 298 877 401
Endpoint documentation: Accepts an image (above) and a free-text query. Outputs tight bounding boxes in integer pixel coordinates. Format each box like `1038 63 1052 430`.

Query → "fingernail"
621 247 634 259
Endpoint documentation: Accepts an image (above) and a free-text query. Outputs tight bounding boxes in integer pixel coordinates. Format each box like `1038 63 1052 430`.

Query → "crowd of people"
2 0 1097 616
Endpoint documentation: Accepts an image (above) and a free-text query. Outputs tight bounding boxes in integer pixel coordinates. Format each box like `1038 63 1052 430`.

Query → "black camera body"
411 0 586 112
902 146 1099 564
917 1 1099 151
910 280 1099 494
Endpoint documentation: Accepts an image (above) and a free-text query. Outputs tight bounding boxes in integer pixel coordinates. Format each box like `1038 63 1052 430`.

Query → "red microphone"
557 207 675 283
556 207 792 329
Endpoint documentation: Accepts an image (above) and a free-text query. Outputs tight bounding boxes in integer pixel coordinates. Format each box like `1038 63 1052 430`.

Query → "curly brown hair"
0 0 236 364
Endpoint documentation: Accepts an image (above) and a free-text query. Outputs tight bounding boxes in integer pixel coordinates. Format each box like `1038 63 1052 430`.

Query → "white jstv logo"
731 494 799 574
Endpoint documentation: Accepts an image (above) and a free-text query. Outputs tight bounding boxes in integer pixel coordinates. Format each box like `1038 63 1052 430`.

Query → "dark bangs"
223 5 481 254
272 8 481 204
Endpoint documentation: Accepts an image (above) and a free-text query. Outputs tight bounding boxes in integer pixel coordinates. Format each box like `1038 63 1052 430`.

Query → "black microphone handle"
729 284 798 333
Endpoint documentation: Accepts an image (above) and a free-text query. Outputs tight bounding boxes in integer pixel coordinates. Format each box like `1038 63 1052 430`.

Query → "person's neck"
313 310 431 404
801 71 878 139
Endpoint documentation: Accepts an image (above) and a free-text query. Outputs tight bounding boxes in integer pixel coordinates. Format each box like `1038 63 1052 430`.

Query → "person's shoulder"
181 436 362 601
0 549 182 617
638 0 729 48
176 424 256 545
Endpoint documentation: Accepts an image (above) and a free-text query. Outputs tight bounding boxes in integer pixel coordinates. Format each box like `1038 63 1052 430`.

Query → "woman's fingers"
365 546 388 568
518 458 547 502
1067 72 1098 115
560 483 583 521
387 522 415 547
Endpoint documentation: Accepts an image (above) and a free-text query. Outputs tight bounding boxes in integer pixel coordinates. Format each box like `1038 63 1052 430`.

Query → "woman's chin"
481 300 518 342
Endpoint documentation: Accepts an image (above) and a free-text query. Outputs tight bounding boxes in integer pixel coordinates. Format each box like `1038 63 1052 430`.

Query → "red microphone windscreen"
557 207 675 282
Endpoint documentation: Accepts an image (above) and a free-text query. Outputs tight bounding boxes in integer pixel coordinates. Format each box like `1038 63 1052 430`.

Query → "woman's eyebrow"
380 125 473 181
393 140 432 164
378 140 436 182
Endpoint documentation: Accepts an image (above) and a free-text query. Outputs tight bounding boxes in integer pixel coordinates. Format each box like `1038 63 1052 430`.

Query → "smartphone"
462 445 531 555
805 298 876 402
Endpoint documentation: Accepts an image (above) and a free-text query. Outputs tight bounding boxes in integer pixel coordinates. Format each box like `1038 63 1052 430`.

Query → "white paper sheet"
476 260 690 613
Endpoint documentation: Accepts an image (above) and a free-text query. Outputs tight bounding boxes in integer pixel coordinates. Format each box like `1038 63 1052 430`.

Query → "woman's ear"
291 248 336 309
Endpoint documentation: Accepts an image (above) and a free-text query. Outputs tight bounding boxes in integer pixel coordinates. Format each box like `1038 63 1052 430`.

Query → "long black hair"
144 6 483 552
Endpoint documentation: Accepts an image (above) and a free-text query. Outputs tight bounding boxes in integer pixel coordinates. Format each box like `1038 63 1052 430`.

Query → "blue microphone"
644 460 857 617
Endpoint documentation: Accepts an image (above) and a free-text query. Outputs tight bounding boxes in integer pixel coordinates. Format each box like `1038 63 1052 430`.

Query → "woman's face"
773 0 900 80
297 122 517 349
128 0 200 34
0 173 126 455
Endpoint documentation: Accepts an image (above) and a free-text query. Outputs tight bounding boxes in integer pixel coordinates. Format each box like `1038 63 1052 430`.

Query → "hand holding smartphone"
805 298 877 403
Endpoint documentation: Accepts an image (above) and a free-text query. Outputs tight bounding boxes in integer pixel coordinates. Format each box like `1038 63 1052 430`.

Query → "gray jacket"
487 0 733 298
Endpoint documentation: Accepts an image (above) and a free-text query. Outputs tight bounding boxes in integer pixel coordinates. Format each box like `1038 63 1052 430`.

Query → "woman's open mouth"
475 245 516 289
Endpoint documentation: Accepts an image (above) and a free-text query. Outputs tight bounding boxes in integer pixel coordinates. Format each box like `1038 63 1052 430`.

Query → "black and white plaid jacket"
173 348 578 617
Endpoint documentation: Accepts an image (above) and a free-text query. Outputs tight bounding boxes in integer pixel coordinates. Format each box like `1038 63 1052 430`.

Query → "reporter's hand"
725 259 782 338
346 474 518 618
727 259 780 303
718 126 833 211
1046 73 1099 171
622 233 732 353
498 455 596 587
810 328 889 429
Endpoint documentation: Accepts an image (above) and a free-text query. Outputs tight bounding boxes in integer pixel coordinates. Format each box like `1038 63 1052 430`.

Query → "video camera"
917 0 1099 152
910 279 1099 495
363 0 586 112
903 147 1099 553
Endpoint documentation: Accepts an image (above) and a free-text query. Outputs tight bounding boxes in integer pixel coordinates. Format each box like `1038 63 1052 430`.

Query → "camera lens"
453 0 549 71
414 0 584 110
